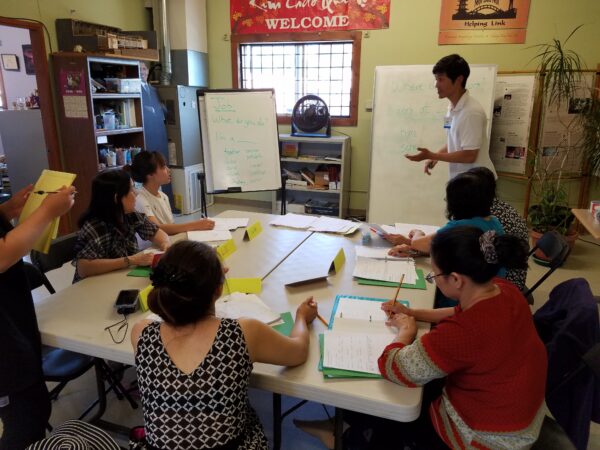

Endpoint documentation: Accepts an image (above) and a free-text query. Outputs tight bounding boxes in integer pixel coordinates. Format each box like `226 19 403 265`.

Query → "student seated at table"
128 150 215 235
73 169 169 282
467 166 529 291
131 240 318 450
380 226 546 449
387 170 504 259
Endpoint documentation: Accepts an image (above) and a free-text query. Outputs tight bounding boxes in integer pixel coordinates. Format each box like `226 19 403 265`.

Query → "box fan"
291 94 331 137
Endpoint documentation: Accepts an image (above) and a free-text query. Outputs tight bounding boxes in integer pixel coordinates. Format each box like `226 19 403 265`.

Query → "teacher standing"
405 54 496 180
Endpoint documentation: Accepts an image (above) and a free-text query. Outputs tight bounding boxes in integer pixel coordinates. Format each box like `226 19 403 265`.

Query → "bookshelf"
52 53 145 228
273 134 351 218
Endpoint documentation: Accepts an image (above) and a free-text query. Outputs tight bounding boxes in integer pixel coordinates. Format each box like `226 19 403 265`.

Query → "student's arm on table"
388 233 434 257
150 228 170 251
0 185 75 272
76 251 154 279
146 215 215 235
382 301 455 324
131 319 153 352
240 297 318 366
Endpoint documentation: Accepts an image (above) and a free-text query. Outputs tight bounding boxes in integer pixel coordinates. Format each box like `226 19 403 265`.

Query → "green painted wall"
206 0 600 211
0 0 151 51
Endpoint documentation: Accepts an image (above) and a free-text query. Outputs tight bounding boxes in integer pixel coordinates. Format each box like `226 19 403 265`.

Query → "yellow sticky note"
244 221 263 240
19 170 76 253
331 248 346 273
139 284 154 312
222 278 262 295
216 239 237 259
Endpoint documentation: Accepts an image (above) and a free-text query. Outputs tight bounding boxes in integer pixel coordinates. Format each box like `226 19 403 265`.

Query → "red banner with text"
231 0 391 35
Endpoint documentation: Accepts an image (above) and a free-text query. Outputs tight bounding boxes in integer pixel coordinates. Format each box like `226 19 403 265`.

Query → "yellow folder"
18 170 76 253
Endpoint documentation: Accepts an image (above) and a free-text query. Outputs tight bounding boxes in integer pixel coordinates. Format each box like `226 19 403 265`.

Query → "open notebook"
320 295 407 378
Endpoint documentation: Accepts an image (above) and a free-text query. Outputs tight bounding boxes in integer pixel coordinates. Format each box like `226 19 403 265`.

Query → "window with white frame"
232 32 361 126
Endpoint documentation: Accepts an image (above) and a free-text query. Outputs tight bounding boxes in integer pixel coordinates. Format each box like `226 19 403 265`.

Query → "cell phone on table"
114 289 140 315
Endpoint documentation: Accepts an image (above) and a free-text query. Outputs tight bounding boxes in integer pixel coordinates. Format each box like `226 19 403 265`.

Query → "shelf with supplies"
95 127 144 137
274 134 351 218
92 93 141 100
52 53 147 229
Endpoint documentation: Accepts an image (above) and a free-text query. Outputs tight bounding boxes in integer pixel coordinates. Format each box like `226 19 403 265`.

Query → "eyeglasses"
104 315 129 344
425 271 445 284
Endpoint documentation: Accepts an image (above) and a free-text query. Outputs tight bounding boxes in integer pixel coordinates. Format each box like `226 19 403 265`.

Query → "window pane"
239 40 354 118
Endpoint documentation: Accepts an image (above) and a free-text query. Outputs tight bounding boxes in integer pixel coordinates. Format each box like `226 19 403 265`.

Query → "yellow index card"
330 248 346 273
244 221 263 241
216 239 237 259
139 284 154 312
222 278 262 295
19 170 76 253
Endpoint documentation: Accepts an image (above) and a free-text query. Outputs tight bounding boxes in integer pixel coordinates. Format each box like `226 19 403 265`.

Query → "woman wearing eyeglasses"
379 226 547 449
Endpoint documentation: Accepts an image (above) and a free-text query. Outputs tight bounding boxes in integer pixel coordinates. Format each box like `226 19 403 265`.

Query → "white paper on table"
188 229 232 242
212 218 250 230
309 216 356 233
270 213 317 229
215 292 281 324
323 331 393 375
352 257 417 284
393 223 440 236
354 246 408 260
333 296 390 322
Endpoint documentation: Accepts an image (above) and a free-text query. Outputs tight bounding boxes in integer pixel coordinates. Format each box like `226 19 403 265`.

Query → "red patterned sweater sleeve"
378 316 475 386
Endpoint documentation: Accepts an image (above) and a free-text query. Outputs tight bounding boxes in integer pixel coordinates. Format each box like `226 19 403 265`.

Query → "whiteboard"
367 65 497 225
198 90 282 193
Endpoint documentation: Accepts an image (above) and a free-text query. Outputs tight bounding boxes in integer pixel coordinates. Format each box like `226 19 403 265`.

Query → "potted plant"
526 26 593 257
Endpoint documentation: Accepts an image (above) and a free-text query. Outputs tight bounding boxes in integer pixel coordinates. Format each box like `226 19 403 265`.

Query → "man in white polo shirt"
405 54 496 180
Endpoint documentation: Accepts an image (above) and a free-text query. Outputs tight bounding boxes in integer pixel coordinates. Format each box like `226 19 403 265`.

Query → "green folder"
127 266 153 277
318 334 381 379
273 312 294 336
356 268 426 290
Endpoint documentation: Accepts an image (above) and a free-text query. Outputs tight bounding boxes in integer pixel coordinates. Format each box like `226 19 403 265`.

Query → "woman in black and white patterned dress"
131 240 318 450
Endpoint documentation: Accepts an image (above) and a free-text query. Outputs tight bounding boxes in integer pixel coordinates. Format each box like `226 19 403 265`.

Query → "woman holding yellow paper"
0 184 75 449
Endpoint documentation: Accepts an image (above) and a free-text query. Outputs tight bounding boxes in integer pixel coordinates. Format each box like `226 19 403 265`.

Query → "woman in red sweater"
379 226 547 449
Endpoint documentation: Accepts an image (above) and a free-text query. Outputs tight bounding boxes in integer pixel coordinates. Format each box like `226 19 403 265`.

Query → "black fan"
291 95 331 137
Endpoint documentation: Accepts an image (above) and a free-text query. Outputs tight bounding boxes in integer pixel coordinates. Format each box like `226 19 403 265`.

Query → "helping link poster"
439 0 531 45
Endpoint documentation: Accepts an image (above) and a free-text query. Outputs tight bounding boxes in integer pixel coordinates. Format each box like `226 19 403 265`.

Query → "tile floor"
32 200 600 449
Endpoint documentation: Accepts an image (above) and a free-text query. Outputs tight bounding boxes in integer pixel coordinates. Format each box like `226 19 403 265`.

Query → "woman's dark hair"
433 54 470 88
431 226 528 284
128 151 166 184
78 169 132 231
467 166 496 203
148 240 223 326
446 171 493 220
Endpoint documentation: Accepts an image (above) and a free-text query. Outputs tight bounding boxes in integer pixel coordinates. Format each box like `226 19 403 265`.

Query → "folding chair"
522 231 571 304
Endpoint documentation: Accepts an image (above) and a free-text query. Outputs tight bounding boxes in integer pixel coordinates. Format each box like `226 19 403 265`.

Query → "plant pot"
528 229 578 265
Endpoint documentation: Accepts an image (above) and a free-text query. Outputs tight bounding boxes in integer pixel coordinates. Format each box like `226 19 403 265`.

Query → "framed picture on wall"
1 54 20 71
22 45 35 75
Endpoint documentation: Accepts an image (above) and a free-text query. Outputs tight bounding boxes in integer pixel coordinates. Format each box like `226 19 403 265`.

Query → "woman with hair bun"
127 150 214 235
379 226 547 449
131 240 318 450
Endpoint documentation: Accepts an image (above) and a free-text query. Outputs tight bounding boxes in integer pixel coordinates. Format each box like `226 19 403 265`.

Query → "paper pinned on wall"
18 170 76 253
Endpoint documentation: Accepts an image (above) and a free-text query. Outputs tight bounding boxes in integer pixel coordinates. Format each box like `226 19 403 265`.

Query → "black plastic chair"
28 234 138 423
522 231 571 304
23 261 100 424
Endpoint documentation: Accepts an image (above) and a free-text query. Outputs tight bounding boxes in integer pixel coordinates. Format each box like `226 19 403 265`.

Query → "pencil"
392 274 405 307
33 190 78 195
317 313 329 328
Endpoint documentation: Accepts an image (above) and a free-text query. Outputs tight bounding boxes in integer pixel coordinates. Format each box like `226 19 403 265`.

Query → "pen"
392 274 405 308
33 190 78 195
317 313 329 328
